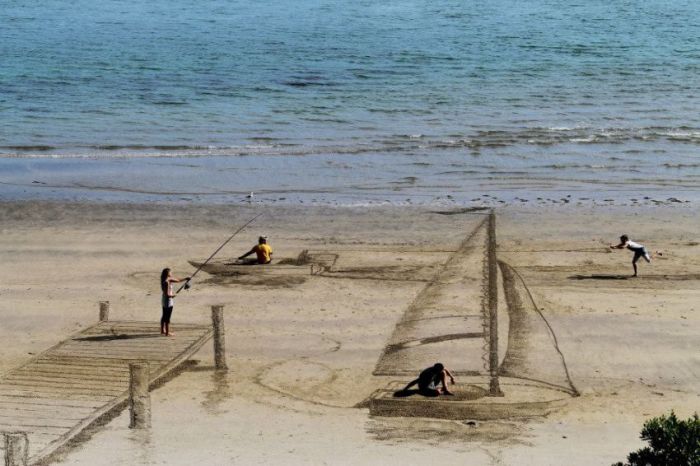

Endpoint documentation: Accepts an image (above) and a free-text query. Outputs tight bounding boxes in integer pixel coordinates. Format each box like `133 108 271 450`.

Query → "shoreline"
2 151 698 207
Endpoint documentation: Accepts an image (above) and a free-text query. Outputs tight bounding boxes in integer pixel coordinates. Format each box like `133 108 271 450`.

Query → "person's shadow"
569 274 629 280
392 389 443 398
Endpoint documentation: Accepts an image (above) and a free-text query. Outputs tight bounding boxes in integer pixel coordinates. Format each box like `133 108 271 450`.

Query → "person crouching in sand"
238 235 273 264
610 234 659 277
160 268 189 336
399 363 455 397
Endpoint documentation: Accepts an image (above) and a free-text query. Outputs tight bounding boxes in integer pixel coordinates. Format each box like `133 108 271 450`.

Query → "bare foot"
166 332 175 337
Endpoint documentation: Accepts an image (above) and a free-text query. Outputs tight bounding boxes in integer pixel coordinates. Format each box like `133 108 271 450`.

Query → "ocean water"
1 0 699 204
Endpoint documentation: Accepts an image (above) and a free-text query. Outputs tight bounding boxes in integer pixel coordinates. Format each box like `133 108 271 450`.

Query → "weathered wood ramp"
0 320 213 464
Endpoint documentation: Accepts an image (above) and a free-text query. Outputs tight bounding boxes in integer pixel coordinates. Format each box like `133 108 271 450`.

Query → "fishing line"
177 212 264 293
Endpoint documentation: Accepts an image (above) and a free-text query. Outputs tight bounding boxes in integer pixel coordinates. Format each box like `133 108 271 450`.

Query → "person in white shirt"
610 235 654 277
160 268 190 336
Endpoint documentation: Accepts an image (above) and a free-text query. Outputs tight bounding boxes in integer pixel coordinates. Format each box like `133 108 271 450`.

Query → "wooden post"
129 362 151 429
4 432 29 466
211 305 227 371
487 211 504 397
99 301 110 322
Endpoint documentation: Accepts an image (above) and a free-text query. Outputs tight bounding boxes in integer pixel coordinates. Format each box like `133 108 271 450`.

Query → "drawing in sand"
610 234 660 277
238 235 273 264
0 204 696 465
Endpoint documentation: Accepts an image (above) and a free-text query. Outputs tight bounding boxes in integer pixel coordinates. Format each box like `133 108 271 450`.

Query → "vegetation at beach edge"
613 411 700 466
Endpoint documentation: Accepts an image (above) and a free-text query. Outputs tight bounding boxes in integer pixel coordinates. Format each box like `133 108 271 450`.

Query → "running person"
160 268 189 336
610 235 652 277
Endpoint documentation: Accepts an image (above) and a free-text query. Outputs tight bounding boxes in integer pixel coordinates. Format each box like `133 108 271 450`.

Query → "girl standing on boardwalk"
160 268 189 336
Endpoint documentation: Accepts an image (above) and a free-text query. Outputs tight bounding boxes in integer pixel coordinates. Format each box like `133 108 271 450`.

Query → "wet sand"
1 201 698 465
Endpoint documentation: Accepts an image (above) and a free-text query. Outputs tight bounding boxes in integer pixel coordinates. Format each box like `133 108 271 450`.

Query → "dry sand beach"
0 201 697 465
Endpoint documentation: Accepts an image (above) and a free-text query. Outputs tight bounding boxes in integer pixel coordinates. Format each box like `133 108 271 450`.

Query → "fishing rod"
176 212 264 293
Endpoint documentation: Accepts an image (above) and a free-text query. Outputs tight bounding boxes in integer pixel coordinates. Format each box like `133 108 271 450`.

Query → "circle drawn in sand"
256 360 346 408
263 360 336 390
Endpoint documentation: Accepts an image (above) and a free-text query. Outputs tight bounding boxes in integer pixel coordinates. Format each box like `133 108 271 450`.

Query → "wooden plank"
0 407 87 419
0 387 124 400
57 344 197 353
59 341 199 352
17 364 134 374
47 351 173 360
0 401 94 413
49 346 184 355
72 328 204 336
63 341 201 350
27 360 133 370
26 322 213 464
90 322 208 331
0 320 213 465
62 340 203 350
4 375 127 389
0 387 117 402
65 336 201 345
14 369 129 381
33 357 147 368
46 353 183 361
0 416 79 429
47 351 190 359
0 380 124 393
0 406 92 420
0 422 70 433
11 373 127 385
0 395 106 409
1 376 126 388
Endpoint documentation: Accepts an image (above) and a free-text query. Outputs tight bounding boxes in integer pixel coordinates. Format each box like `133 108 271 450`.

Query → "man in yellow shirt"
238 236 273 264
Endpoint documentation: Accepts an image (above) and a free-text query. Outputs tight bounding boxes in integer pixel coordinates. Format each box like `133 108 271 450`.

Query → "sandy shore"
0 201 698 465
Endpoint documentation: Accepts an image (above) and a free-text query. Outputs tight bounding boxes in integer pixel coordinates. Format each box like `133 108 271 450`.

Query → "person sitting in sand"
400 363 455 397
238 236 273 264
610 234 659 277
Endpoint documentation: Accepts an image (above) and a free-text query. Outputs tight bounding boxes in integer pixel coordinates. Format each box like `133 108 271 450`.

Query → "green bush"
613 411 699 466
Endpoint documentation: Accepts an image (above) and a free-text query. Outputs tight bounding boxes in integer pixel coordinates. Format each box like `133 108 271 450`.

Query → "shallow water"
1 0 699 203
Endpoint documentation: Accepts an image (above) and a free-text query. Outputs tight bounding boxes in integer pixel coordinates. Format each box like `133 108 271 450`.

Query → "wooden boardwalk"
0 320 213 464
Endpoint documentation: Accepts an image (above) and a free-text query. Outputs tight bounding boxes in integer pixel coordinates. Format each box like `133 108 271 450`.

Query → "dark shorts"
633 247 650 262
161 306 173 324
